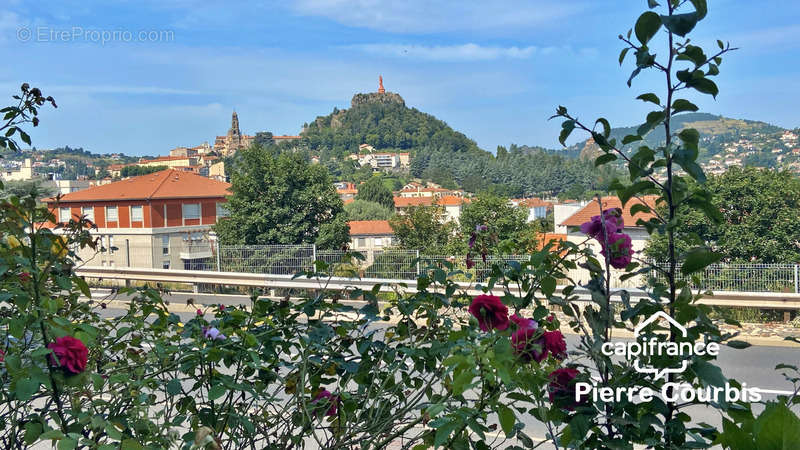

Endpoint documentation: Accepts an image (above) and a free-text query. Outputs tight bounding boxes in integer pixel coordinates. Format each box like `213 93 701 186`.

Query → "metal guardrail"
75 266 800 310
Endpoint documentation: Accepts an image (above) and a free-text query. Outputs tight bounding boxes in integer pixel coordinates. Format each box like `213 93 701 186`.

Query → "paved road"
88 289 800 448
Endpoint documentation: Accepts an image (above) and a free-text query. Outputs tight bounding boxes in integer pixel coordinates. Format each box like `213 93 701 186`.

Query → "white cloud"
288 0 588 33
345 43 539 61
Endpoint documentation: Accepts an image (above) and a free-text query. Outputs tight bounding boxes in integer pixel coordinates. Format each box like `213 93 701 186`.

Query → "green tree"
214 147 348 249
253 131 274 148
645 166 800 263
458 194 528 253
389 206 455 254
119 165 167 177
355 176 394 209
344 199 394 221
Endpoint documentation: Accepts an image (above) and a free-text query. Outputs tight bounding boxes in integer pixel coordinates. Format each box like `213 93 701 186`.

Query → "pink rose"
196 309 203 316
603 232 633 269
313 389 338 417
579 208 623 239
510 314 537 331
468 295 509 332
48 336 88 374
203 327 226 341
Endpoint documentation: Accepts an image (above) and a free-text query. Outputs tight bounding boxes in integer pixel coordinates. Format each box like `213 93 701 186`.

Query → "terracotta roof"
513 198 553 208
348 220 394 236
394 197 435 208
436 195 469 206
45 169 231 203
337 188 358 194
560 196 659 228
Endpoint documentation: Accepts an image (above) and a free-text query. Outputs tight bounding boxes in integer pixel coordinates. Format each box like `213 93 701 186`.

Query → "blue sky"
1 0 799 156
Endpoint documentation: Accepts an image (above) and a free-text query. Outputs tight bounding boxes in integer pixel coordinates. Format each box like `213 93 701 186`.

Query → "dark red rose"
47 336 88 374
512 328 547 363
196 309 203 316
468 295 509 332
548 367 580 410
313 389 338 417
542 330 567 360
19 272 31 283
0 349 5 362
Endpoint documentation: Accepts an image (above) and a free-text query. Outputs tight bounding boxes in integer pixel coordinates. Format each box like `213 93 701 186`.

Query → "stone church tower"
214 111 253 156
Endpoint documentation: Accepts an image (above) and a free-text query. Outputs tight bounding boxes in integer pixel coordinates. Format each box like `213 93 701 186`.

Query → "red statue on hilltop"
378 75 385 94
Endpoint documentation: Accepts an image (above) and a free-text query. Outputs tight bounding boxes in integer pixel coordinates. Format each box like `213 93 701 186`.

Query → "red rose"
548 367 580 410
468 295 509 332
542 330 567 360
19 272 31 283
48 336 88 374
0 349 5 362
313 389 338 417
196 309 203 316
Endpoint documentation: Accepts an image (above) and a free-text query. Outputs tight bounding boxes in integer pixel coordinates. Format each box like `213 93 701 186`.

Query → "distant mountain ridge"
564 113 799 172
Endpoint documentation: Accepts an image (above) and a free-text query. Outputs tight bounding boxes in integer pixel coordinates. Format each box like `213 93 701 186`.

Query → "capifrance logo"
574 311 762 404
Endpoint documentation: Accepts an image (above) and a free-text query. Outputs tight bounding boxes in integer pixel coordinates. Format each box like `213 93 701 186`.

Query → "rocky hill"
300 90 614 197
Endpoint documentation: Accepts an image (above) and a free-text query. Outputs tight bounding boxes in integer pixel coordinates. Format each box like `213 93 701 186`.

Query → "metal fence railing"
73 242 800 293
649 262 800 293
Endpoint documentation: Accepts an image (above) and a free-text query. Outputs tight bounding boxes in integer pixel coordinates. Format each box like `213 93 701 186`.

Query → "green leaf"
120 439 144 450
15 378 40 401
690 0 708 20
595 118 611 138
23 422 43 445
687 76 719 98
636 93 661 105
637 111 665 137
692 358 726 387
714 418 755 450
678 128 700 151
672 99 699 114
541 276 557 296
635 12 662 45
622 134 643 145
498 404 515 437
58 438 77 450
660 12 699 37
619 47 630 66
559 120 575 146
677 45 707 66
166 378 182 396
73 276 91 298
681 248 723 275
595 153 617 167
208 384 226 401
752 402 800 450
